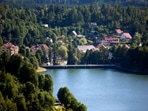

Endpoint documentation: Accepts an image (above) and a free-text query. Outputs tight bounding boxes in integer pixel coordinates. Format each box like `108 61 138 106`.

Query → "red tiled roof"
30 44 50 54
104 37 119 41
3 42 18 48
122 33 132 39
115 29 123 34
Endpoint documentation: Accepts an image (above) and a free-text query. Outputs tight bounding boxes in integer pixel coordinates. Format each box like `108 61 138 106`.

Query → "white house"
77 45 97 53
43 24 48 28
120 33 132 40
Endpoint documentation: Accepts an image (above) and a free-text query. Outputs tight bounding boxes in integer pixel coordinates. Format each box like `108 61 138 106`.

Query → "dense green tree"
19 45 27 56
36 52 42 65
29 54 39 69
38 91 55 110
2 0 148 7
79 38 88 45
111 45 129 63
0 4 148 50
81 48 110 64
19 61 38 86
0 91 6 111
0 52 10 71
57 87 87 111
57 45 68 59
132 32 142 47
38 74 53 92
142 33 148 44
25 82 36 95
0 51 57 111
67 46 77 65
121 46 148 72
43 74 53 92
0 36 3 45
6 54 23 76
15 95 27 111
5 80 19 98
5 97 17 111
36 49 45 64
76 103 87 111
81 50 91 64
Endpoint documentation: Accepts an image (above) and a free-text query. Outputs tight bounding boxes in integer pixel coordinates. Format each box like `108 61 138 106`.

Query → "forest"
0 53 55 111
1 0 148 7
0 4 147 45
0 53 87 111
0 3 148 69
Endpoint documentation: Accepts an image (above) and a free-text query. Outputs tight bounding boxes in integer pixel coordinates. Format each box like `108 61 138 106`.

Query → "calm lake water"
43 68 148 111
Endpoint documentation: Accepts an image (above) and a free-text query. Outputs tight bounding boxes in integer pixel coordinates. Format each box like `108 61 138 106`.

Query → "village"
0 28 132 65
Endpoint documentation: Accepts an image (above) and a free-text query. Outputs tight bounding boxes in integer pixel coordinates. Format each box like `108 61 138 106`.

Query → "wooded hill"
0 4 147 47
1 0 148 7
0 2 148 71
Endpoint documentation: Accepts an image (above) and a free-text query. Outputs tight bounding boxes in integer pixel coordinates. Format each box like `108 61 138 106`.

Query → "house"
0 42 19 56
115 29 123 35
30 44 50 57
118 44 130 49
77 45 97 53
43 24 48 28
104 37 119 43
96 43 109 49
88 30 98 36
121 33 132 40
115 29 132 40
91 22 97 26
41 44 50 57
97 37 119 45
72 31 85 38
46 37 53 43
57 35 64 43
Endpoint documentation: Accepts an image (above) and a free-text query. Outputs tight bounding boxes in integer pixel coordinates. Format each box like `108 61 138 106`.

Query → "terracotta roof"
3 42 17 48
121 33 132 39
0 42 19 55
115 29 123 34
30 44 50 54
104 37 119 41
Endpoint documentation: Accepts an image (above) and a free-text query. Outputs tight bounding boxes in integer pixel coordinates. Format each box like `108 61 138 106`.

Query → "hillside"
1 0 148 7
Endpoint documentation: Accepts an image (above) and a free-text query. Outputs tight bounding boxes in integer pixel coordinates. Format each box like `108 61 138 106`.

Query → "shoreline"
36 67 47 73
41 64 115 69
115 65 148 75
41 64 148 74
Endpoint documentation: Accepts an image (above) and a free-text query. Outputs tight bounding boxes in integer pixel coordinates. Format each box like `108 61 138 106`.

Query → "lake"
43 68 148 111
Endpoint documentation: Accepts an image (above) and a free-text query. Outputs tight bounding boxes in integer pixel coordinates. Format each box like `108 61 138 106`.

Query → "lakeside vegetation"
0 54 55 111
0 53 86 111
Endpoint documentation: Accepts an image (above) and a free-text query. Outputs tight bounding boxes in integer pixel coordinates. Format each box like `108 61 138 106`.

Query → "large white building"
77 45 97 53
